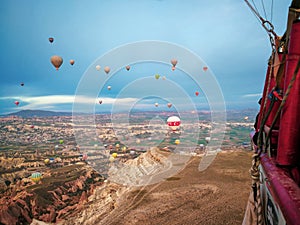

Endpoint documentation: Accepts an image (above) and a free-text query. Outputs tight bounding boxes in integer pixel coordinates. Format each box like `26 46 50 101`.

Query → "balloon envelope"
48 37 54 43
195 91 199 96
107 86 111 90
109 156 115 162
126 65 130 71
31 172 41 183
99 100 103 104
112 153 118 158
70 59 75 65
50 55 63 70
167 103 172 108
171 59 178 67
96 65 101 71
203 66 208 71
14 101 19 106
20 82 24 86
104 66 110 74
175 139 180 145
167 116 181 131
155 74 160 79
130 150 135 155
155 103 159 107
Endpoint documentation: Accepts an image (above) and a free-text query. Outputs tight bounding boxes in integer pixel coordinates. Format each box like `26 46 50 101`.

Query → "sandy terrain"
94 150 253 225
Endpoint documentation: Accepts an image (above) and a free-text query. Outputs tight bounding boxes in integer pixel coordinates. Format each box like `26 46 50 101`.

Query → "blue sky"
0 0 292 115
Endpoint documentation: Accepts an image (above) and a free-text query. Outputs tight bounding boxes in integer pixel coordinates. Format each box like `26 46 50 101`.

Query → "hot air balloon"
20 82 24 86
171 59 178 67
162 76 166 80
155 103 159 107
59 139 64 144
126 65 130 71
130 150 135 155
115 143 120 149
244 116 249 121
112 153 118 158
122 146 127 152
14 101 19 106
82 154 88 161
104 66 110 74
136 139 141 144
96 65 101 71
50 55 63 70
44 159 50 164
107 86 111 91
175 139 180 145
48 37 54 43
195 91 199 96
203 66 208 71
155 74 160 79
167 116 181 131
30 125 35 129
70 59 75 65
205 137 211 143
31 172 41 183
99 100 103 104
109 156 115 162
172 66 176 71
167 103 172 108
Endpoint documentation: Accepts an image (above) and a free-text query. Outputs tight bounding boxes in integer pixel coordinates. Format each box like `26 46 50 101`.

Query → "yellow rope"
250 153 264 225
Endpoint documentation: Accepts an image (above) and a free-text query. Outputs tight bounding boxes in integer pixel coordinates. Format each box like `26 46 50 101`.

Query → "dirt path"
98 150 253 225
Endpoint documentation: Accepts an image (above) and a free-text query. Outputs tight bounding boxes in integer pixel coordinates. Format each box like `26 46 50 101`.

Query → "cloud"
241 93 262 98
0 95 139 111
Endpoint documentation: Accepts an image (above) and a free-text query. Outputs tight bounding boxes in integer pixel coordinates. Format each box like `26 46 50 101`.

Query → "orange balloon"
50 55 63 70
126 65 130 71
167 103 172 108
104 66 110 74
70 59 75 65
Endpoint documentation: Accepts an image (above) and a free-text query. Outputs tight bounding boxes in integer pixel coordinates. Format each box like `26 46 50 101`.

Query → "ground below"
69 150 253 225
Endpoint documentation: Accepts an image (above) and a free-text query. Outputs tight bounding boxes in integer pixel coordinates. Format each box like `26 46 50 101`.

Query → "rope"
244 0 278 49
257 54 275 151
260 0 268 21
250 152 264 225
265 58 300 150
270 0 273 22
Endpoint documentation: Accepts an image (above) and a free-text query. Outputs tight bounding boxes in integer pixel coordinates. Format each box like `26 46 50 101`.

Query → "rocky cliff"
0 164 104 225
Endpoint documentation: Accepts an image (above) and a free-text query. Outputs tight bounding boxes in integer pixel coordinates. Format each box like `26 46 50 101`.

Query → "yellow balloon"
175 139 180 145
112 153 118 158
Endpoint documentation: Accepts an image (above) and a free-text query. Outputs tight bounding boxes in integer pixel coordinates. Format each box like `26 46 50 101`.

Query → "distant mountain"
4 110 72 118
2 108 260 121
